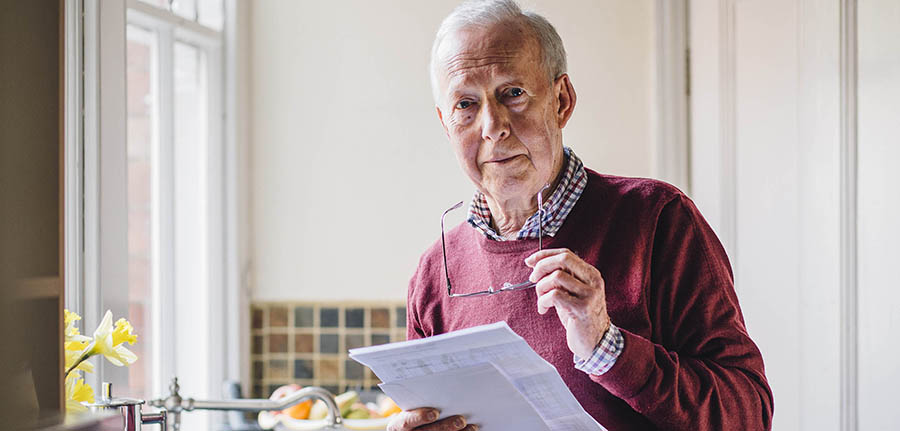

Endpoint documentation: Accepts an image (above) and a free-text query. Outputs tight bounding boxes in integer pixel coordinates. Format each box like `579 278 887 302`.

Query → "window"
73 1 227 429
125 2 225 429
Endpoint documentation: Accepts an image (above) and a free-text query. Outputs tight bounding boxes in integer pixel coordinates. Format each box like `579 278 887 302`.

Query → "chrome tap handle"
148 378 183 431
187 386 344 427
142 410 167 431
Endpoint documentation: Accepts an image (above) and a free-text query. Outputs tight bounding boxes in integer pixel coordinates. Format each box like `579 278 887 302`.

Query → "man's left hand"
525 248 611 359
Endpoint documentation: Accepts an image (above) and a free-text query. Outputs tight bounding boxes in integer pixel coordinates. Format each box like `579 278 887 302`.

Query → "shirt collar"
467 147 588 241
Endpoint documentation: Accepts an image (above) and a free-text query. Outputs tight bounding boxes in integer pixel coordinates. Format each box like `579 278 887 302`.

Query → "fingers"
525 249 601 289
536 279 584 315
533 267 592 300
386 409 475 431
524 248 566 267
418 416 471 431
387 408 439 431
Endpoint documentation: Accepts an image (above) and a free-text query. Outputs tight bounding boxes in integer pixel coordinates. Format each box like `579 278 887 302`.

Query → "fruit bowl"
259 386 401 431
258 410 391 430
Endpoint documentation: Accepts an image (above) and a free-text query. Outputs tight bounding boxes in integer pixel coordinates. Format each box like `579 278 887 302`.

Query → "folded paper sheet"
349 321 606 431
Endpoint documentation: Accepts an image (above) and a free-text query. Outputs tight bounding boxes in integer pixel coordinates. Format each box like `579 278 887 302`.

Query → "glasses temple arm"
537 183 549 250
441 201 464 296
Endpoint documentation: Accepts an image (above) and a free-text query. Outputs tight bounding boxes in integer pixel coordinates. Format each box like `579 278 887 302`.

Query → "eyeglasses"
441 184 550 298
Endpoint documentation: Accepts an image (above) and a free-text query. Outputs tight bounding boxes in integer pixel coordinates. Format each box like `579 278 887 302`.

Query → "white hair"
429 0 568 104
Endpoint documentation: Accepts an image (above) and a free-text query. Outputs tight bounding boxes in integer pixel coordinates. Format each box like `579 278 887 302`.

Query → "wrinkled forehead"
435 21 543 92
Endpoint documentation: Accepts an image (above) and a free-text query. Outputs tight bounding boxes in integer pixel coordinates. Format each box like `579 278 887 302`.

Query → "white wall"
857 0 900 428
248 0 657 301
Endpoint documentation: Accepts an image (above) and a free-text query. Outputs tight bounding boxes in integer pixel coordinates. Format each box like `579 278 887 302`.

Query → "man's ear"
554 74 577 128
436 106 450 138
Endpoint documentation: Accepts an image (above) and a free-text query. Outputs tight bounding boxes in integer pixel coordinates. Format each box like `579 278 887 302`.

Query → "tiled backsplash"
250 302 406 398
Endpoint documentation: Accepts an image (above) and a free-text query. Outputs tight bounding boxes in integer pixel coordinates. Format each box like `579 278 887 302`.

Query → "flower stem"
65 342 95 377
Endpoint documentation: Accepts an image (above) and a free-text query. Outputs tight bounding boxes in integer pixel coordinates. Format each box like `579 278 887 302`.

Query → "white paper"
379 362 549 431
349 321 605 431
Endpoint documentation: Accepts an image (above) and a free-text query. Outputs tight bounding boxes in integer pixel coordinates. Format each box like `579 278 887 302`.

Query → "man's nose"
480 99 510 143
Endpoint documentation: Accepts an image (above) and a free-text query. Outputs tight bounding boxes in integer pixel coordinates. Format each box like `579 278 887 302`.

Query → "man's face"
435 21 575 205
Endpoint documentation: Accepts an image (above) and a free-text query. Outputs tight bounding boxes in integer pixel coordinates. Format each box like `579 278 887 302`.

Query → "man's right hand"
386 408 477 431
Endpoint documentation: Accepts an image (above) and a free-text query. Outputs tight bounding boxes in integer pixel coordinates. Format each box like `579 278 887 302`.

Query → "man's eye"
506 87 525 98
456 100 474 109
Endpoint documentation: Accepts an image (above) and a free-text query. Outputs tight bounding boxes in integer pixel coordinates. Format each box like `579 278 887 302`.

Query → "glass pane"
171 0 197 21
172 41 210 431
125 24 157 400
174 42 207 170
197 0 224 31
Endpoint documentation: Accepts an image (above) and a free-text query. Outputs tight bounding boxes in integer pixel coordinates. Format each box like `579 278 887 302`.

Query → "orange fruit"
268 384 312 420
284 399 312 420
378 397 402 417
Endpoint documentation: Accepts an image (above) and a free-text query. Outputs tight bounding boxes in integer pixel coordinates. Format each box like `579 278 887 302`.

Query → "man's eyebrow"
446 88 475 104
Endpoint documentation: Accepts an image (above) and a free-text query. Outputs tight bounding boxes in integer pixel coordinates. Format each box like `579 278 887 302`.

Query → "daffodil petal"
64 309 81 326
114 345 138 365
105 356 124 367
65 340 88 351
73 379 94 403
93 310 113 340
65 350 79 370
76 359 94 374
112 318 137 346
95 338 127 366
65 376 94 413
67 334 91 343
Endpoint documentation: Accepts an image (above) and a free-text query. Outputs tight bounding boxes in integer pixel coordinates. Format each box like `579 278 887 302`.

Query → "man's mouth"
487 154 525 164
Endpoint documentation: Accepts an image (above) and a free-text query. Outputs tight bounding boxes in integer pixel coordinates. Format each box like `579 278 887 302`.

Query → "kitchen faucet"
148 377 344 431
86 382 166 431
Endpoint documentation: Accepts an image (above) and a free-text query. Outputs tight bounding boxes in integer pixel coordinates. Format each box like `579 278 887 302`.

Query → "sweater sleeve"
590 194 774 430
406 261 428 341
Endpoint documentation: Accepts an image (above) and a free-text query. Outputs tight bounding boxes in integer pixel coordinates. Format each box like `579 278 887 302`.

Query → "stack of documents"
349 321 606 431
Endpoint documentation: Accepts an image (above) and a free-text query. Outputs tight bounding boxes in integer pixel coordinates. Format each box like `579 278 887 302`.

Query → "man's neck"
485 155 567 238
488 200 539 239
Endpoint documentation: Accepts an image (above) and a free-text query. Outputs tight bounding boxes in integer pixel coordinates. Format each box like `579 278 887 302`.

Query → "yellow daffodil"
64 309 91 343
62 309 139 417
64 310 94 376
65 374 94 413
65 310 139 376
86 310 138 367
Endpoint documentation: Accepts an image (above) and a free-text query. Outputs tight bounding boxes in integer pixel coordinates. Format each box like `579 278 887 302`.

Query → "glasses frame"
441 184 550 298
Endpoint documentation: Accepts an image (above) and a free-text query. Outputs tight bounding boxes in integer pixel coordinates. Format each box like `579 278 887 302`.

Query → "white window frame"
75 2 239 428
125 0 227 403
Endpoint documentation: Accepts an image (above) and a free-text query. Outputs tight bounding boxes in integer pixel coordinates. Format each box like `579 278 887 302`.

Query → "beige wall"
248 0 656 301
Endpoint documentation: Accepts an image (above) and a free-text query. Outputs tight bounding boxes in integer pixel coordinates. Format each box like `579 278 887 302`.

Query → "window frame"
125 0 226 403
75 0 236 423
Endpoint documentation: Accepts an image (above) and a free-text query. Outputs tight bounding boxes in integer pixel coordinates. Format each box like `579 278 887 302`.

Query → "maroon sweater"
407 171 773 430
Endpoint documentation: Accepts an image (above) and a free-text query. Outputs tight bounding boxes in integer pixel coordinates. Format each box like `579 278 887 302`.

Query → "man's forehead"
436 22 541 90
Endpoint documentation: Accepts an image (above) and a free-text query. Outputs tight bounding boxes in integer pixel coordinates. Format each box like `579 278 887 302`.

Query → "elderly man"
388 1 773 430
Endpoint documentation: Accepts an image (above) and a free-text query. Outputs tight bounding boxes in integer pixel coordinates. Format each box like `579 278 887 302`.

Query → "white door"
690 0 899 429
856 1 900 429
